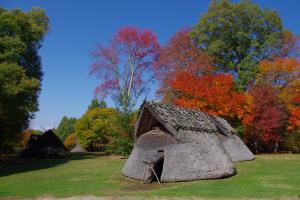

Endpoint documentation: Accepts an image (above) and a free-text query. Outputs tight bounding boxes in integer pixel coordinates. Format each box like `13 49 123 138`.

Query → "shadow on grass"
0 152 107 177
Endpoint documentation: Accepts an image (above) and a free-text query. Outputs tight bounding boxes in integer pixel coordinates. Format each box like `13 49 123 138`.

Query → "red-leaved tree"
288 92 300 131
153 28 213 102
91 26 159 114
169 71 251 123
243 85 287 153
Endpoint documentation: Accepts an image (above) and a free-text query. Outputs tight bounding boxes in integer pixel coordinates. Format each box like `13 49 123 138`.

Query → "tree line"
90 0 300 153
52 99 135 156
1 0 299 155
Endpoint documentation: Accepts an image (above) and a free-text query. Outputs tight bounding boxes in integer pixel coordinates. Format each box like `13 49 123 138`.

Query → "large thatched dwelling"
122 101 254 183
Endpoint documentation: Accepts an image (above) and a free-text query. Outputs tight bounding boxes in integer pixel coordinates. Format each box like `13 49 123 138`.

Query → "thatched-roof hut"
20 130 71 159
70 140 87 153
122 101 254 183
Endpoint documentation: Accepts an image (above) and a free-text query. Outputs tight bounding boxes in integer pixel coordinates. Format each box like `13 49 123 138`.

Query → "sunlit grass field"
0 154 300 199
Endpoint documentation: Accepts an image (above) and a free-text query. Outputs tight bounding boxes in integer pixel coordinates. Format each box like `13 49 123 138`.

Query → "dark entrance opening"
151 155 164 182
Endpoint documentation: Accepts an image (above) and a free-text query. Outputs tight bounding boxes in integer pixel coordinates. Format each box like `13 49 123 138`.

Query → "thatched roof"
140 101 217 131
135 101 240 138
140 101 255 161
20 130 71 159
209 115 237 136
123 101 254 183
219 134 255 162
70 141 87 153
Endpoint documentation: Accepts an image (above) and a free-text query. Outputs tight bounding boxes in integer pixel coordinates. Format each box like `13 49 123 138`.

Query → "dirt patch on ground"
110 174 176 192
121 182 171 192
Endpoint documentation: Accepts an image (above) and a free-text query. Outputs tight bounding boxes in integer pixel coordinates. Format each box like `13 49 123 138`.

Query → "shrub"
64 133 76 150
107 136 133 157
284 133 300 153
75 108 119 151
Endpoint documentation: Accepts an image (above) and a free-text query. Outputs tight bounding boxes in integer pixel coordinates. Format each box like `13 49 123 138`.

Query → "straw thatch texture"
70 143 87 153
71 140 87 153
20 130 71 159
135 102 217 139
122 129 178 182
161 130 236 182
123 101 254 183
219 134 255 162
208 115 255 161
209 115 236 136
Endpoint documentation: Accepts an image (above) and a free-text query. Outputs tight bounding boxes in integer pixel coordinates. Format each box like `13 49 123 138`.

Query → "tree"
88 99 107 110
256 57 300 145
64 133 77 150
288 92 300 132
256 57 300 88
279 31 300 58
0 63 39 150
154 28 213 102
256 57 300 110
55 116 77 141
0 7 49 84
243 85 287 153
191 0 285 90
169 71 251 123
0 8 49 151
108 110 137 155
285 92 300 153
20 129 42 149
75 108 119 151
91 26 159 114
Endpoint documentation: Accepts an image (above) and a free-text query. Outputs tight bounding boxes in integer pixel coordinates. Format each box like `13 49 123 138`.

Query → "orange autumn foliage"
288 92 300 131
257 57 300 133
64 133 77 150
21 129 33 149
280 80 300 110
170 71 251 121
257 57 300 88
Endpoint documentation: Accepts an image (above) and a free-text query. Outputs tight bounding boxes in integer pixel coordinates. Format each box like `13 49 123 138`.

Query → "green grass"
0 154 300 199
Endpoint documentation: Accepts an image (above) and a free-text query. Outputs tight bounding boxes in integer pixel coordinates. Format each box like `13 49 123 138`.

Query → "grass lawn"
0 153 300 199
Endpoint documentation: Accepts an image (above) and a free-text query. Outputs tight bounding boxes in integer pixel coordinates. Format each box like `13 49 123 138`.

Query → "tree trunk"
274 141 279 153
254 141 258 154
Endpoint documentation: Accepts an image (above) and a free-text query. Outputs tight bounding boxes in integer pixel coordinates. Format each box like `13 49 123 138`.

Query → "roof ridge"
145 101 218 132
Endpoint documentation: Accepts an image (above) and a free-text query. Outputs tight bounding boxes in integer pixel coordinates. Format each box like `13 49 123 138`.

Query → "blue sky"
1 0 300 129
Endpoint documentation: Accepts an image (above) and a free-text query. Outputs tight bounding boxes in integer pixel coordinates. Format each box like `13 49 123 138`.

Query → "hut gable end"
135 104 176 139
135 101 218 139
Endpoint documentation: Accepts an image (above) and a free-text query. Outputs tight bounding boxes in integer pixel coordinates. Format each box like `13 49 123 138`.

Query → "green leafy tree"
110 111 138 156
55 116 77 141
0 8 49 80
88 99 107 110
0 63 39 149
191 0 285 90
75 108 119 151
0 8 49 151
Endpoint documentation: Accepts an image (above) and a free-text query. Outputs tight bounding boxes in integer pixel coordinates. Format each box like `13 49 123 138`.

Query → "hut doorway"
151 155 164 183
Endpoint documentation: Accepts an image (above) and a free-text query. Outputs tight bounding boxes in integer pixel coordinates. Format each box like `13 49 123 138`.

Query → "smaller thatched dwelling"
70 140 87 153
122 101 254 183
20 130 71 159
